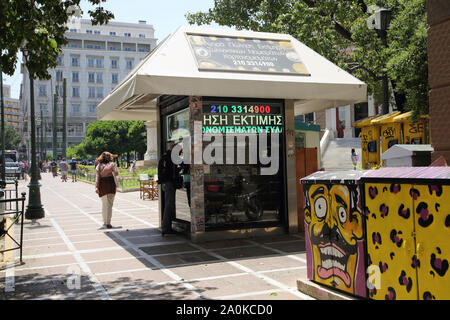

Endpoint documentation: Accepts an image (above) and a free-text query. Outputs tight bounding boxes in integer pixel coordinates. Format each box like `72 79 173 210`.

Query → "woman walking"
95 151 119 229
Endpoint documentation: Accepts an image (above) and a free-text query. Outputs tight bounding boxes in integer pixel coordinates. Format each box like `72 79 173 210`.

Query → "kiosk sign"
187 34 310 76
202 103 284 134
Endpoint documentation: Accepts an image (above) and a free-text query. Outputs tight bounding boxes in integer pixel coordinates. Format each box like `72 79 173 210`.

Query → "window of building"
69 29 77 33
124 33 131 37
109 31 116 36
112 73 118 84
86 30 93 34
109 46 118 51
56 71 63 82
86 44 94 49
88 73 95 83
89 105 96 113
124 47 132 51
88 87 95 98
94 45 101 50
96 87 103 99
139 34 145 38
96 73 103 84
111 59 118 69
72 72 79 83
39 104 47 112
126 60 133 70
71 57 79 67
305 113 315 123
39 86 47 97
96 58 103 68
57 56 63 66
72 87 80 98
94 30 100 35
72 105 80 114
87 58 94 68
57 85 63 97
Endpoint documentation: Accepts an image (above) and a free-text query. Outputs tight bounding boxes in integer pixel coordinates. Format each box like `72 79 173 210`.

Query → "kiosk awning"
97 26 367 121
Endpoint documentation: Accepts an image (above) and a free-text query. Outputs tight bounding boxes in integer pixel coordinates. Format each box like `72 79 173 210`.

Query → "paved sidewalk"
0 173 312 300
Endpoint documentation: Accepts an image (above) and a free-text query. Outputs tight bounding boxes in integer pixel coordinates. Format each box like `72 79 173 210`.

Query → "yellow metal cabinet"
364 182 418 300
371 112 401 166
353 116 381 169
393 111 429 145
364 178 450 300
413 185 450 300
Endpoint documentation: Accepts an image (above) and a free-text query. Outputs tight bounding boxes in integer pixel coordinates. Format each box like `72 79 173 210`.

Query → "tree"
0 1 114 219
0 122 21 150
186 0 429 117
0 1 114 78
82 121 147 165
127 121 147 160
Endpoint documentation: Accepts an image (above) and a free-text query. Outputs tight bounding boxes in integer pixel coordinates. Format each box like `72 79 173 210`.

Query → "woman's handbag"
113 174 119 188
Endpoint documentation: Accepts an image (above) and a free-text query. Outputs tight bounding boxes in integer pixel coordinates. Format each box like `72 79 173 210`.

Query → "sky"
3 0 223 99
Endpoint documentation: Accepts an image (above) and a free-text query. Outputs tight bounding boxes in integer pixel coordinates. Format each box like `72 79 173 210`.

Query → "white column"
144 121 157 162
344 105 355 137
368 95 376 116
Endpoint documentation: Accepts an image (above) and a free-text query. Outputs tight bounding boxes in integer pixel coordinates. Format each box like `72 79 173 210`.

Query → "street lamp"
0 66 6 189
23 49 45 221
367 7 392 115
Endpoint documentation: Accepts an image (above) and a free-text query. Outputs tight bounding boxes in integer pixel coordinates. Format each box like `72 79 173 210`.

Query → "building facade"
1 85 22 134
428 0 450 163
21 19 157 157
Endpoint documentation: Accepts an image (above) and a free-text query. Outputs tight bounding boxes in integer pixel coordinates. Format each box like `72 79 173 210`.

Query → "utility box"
362 167 450 300
300 170 367 298
353 116 381 169
381 144 434 167
371 111 402 166
393 111 429 145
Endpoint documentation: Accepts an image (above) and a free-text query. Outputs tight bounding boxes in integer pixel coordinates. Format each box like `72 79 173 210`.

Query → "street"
1 173 311 300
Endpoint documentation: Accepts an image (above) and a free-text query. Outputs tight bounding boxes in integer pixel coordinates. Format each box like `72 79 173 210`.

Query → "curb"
297 279 357 300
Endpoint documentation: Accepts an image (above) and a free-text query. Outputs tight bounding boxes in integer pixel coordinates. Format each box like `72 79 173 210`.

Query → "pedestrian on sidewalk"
70 158 78 182
95 151 119 230
351 149 359 170
51 159 58 177
157 142 179 236
59 158 69 182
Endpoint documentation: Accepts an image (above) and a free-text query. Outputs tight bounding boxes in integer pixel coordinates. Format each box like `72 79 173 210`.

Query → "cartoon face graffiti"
304 184 364 293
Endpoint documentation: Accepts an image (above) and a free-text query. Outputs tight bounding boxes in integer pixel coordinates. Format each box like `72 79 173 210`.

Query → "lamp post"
25 74 44 220
52 88 58 159
367 7 392 115
62 78 67 159
0 66 6 189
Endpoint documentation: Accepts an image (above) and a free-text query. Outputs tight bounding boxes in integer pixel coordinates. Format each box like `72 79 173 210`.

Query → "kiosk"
97 26 367 242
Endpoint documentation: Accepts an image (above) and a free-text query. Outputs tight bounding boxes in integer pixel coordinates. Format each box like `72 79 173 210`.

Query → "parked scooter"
205 171 264 223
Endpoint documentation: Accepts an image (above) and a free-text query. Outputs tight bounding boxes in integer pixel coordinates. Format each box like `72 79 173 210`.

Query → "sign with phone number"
202 104 284 134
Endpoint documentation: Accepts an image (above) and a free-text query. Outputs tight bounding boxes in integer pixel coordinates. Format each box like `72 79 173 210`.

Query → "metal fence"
1 180 26 265
77 169 139 190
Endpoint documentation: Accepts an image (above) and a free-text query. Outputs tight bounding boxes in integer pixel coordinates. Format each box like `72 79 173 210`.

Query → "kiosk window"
167 108 190 142
202 100 285 229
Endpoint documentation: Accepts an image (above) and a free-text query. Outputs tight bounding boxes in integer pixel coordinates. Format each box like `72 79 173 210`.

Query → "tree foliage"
81 121 147 160
186 0 429 116
0 122 22 150
0 0 114 79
